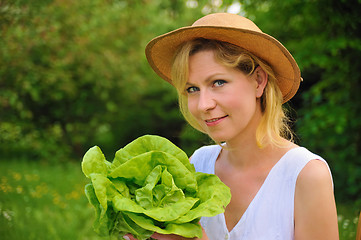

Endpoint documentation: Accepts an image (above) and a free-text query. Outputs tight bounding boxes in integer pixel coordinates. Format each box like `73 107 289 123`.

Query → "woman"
134 12 338 240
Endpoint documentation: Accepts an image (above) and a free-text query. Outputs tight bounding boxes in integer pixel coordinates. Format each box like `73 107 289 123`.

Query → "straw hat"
145 13 301 103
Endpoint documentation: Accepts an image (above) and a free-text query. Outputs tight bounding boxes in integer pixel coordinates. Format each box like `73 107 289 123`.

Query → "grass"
0 159 359 240
338 204 360 240
0 159 106 240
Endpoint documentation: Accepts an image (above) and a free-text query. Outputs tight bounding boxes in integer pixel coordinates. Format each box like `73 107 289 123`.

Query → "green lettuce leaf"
82 135 231 239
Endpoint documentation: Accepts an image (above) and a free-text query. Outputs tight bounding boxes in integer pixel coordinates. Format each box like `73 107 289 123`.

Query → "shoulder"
294 147 333 189
190 145 221 174
298 159 332 185
294 153 338 239
277 147 332 184
295 159 334 200
294 146 333 199
191 145 221 160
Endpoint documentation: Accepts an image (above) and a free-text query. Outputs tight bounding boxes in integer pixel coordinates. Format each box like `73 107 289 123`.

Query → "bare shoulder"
297 159 332 188
295 159 334 210
294 159 339 240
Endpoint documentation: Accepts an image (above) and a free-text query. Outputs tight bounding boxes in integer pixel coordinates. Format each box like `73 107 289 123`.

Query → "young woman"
139 12 338 240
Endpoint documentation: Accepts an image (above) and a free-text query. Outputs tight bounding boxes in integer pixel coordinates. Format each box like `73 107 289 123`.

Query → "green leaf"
82 146 110 178
112 212 153 240
110 151 198 193
85 183 111 236
125 212 202 239
112 135 194 172
174 172 231 223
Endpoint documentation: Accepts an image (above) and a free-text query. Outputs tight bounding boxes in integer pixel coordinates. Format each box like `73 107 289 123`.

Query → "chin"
207 133 228 143
203 127 233 143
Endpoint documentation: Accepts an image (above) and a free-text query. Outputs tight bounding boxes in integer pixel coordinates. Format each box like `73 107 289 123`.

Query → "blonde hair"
171 38 293 148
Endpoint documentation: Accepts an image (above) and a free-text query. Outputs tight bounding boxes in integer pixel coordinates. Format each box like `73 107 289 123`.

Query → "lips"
205 115 228 125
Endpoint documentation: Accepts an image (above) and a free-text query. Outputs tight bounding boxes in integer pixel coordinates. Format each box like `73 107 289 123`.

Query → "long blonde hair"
171 38 293 148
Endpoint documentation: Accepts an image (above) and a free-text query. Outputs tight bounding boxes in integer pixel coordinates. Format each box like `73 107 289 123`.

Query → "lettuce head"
82 135 231 240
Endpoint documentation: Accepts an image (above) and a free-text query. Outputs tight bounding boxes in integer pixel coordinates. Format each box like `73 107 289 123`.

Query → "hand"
123 233 195 240
123 227 209 240
150 233 197 240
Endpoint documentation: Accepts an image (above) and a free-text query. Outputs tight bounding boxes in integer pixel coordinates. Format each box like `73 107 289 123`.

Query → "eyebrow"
184 82 195 88
186 73 227 87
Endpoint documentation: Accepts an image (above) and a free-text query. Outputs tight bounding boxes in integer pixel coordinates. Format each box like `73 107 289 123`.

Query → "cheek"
187 97 198 117
225 89 256 112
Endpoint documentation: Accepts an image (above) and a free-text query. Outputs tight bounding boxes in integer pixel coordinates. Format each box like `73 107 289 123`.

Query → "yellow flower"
0 177 13 193
65 190 81 200
16 186 23 194
25 174 40 182
11 172 22 181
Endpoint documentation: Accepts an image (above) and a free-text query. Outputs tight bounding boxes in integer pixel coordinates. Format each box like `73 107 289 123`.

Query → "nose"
198 89 216 112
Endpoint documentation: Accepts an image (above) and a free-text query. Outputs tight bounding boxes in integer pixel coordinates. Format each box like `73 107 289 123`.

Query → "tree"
0 0 235 161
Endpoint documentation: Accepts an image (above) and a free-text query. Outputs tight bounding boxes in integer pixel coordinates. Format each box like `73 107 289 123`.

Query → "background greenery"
0 0 360 239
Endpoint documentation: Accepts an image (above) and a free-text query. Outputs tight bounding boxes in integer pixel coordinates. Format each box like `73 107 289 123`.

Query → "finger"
151 233 194 240
123 234 135 240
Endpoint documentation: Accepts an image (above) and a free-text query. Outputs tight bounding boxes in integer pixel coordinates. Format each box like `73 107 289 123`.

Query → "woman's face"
186 50 265 143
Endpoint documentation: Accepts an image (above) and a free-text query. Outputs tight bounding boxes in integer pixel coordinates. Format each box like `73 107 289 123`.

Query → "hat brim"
145 26 300 103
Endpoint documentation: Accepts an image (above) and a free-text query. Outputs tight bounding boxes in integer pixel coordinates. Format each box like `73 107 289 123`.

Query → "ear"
254 66 268 98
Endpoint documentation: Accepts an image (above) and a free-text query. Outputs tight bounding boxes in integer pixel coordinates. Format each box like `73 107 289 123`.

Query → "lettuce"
82 135 231 240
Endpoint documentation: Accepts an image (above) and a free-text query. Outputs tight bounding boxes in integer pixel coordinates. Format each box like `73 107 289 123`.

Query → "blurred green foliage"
0 160 99 239
1 0 360 207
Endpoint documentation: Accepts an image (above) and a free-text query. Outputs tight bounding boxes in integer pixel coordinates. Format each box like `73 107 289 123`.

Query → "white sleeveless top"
190 145 332 240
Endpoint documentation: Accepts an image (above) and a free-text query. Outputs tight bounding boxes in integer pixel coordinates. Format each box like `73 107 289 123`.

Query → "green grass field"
0 160 105 240
0 160 359 240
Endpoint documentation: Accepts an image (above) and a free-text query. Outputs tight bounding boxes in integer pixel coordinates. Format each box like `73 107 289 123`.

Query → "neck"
222 134 295 170
224 136 269 169
222 102 265 168
217 100 295 169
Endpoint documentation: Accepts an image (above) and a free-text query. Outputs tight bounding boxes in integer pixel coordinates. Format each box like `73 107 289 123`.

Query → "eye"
213 80 226 87
186 86 199 93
